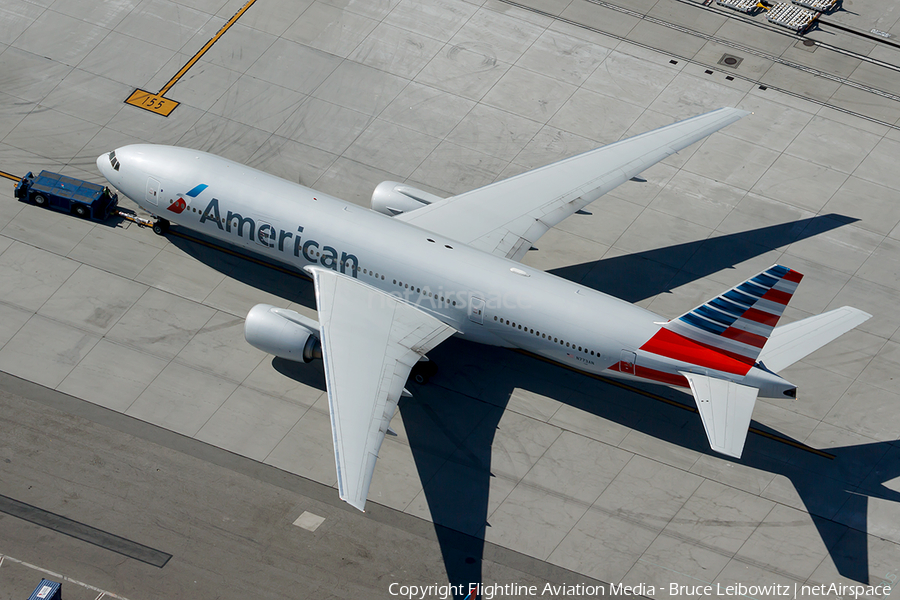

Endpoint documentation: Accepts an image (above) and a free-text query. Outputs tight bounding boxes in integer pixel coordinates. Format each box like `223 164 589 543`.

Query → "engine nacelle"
244 304 322 363
371 181 443 216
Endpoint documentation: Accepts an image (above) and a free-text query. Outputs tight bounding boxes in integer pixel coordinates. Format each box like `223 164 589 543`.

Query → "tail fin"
665 265 802 365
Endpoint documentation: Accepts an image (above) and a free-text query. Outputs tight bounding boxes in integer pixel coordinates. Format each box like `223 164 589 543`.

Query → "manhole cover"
717 54 743 68
803 39 816 46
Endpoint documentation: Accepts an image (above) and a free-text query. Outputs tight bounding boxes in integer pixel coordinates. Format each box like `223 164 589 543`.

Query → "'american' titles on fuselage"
198 197 359 276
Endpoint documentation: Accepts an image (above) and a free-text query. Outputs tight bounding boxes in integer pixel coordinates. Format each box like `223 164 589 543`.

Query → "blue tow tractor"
27 579 62 600
14 170 153 227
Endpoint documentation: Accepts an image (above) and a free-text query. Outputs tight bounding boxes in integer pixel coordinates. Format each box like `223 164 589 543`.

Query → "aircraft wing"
308 267 456 511
681 372 759 459
397 107 749 261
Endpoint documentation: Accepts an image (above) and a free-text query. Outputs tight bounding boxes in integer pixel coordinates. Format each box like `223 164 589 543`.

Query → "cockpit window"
108 151 120 171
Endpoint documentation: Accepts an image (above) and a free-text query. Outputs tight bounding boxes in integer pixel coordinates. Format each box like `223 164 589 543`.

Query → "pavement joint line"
0 494 172 568
0 370 611 593
818 18 900 51
586 0 900 98
513 348 836 459
0 178 840 463
164 229 835 460
167 227 311 280
0 553 131 600
636 557 762 600
123 0 258 116
677 0 900 53
498 0 900 131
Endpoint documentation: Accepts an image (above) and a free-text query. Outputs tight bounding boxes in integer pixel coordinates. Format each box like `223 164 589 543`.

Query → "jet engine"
371 181 443 216
244 304 322 363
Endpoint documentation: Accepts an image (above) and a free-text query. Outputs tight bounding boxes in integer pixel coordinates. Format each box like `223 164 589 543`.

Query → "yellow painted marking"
159 0 258 96
0 170 19 182
123 0 258 117
124 89 180 116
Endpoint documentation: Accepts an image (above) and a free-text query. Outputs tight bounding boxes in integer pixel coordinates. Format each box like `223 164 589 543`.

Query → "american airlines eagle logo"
167 183 208 213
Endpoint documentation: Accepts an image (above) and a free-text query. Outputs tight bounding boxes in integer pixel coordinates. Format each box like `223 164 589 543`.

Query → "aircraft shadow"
166 230 318 310
163 213 889 596
549 213 857 302
406 337 900 597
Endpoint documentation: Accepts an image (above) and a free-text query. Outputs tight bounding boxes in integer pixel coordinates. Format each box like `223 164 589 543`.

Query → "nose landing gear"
152 218 170 235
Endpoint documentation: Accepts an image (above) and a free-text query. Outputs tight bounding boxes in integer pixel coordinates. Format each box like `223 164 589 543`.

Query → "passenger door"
468 297 485 324
146 177 160 206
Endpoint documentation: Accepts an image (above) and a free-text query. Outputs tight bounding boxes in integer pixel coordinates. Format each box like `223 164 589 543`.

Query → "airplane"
95 107 870 512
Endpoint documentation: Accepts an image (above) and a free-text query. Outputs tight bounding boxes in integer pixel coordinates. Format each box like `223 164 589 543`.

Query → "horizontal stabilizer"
758 307 871 373
681 372 759 459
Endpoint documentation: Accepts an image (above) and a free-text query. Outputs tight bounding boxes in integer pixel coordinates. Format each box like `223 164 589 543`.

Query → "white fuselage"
97 145 792 398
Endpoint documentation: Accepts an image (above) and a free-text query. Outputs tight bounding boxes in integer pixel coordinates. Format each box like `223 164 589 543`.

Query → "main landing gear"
152 218 170 235
411 360 438 384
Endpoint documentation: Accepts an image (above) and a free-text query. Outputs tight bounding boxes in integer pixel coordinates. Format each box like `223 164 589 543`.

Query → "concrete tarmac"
1 0 900 598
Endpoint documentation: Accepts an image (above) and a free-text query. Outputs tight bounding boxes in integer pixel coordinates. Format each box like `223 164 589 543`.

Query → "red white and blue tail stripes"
661 265 802 366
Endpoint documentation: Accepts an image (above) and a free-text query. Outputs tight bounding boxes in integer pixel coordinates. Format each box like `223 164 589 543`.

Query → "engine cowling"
371 181 443 216
244 304 322 363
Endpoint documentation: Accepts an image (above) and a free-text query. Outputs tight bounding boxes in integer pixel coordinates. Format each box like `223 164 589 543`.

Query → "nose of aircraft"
96 151 111 180
96 149 123 184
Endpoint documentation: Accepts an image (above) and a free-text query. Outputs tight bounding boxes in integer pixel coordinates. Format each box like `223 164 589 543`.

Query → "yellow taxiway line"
124 0 258 117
